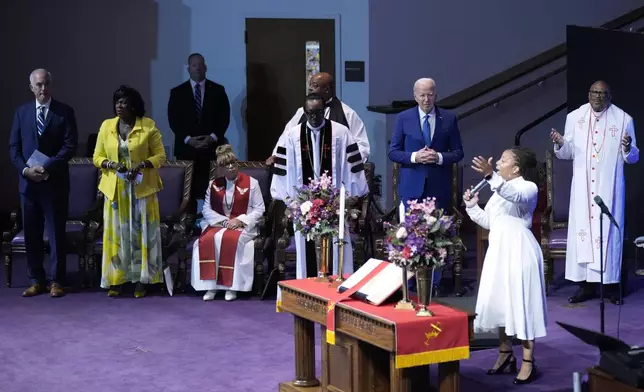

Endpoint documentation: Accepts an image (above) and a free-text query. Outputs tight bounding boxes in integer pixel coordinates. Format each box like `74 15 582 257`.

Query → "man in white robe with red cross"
191 145 265 301
551 80 638 305
270 93 369 281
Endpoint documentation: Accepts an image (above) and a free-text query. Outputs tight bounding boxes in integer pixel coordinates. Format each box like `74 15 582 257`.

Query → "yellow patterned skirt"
100 179 163 288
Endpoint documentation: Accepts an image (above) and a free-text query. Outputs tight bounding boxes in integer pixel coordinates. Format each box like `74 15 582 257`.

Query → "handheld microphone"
464 179 489 201
594 195 619 229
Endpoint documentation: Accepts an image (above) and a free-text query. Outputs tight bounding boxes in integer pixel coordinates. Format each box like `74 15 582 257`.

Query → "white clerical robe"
270 120 369 279
271 101 370 162
191 176 265 292
555 103 639 284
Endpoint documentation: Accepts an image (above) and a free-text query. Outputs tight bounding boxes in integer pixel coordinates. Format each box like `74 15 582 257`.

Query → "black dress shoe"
568 289 595 304
513 358 538 385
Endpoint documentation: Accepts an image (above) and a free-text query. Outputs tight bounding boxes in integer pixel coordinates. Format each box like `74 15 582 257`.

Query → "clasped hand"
188 135 215 149
24 165 48 182
415 147 439 164
223 218 244 230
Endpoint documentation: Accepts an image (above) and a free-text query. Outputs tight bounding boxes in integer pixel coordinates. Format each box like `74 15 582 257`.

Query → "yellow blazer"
93 116 167 201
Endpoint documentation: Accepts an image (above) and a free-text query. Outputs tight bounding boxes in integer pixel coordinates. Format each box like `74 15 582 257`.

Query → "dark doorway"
245 18 336 161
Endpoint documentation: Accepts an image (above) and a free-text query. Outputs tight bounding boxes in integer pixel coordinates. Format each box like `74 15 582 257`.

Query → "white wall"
369 0 643 207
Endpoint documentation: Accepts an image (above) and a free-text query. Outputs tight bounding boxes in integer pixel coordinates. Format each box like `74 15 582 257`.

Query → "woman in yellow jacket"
93 85 166 298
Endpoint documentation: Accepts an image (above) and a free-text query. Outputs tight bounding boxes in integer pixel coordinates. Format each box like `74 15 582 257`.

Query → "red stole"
198 173 251 285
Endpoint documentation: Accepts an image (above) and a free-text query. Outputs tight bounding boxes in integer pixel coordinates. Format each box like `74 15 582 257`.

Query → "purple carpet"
2 257 643 391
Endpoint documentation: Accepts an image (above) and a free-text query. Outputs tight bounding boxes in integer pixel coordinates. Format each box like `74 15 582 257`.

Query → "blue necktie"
422 113 431 146
37 106 45 136
194 84 202 121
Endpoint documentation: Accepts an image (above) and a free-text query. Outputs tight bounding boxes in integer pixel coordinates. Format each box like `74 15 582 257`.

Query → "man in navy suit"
388 78 464 294
9 69 78 298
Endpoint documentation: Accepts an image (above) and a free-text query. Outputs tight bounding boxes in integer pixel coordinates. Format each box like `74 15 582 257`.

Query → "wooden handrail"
367 6 644 115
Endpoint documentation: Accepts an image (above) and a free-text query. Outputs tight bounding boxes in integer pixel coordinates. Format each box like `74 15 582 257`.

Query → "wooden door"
245 18 336 161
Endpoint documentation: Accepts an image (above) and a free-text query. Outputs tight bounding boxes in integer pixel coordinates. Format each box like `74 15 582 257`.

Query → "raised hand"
550 128 564 147
622 134 632 152
471 156 494 177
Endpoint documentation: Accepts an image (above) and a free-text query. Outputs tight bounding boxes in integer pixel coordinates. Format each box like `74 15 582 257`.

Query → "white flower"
300 201 313 215
427 216 437 225
396 227 408 239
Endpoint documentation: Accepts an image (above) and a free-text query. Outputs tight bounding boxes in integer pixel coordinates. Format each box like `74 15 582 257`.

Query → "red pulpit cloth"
280 278 470 368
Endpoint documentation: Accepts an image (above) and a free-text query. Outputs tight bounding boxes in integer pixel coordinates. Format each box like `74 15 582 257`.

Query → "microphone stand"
599 213 605 334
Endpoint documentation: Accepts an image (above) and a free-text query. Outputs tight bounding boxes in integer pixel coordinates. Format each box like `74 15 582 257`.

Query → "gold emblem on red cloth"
424 322 443 346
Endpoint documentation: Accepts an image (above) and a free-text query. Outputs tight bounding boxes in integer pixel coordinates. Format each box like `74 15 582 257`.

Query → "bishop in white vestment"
268 72 370 163
270 93 369 281
191 145 265 301
551 80 638 304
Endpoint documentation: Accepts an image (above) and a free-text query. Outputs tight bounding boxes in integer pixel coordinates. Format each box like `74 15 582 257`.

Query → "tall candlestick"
399 201 405 224
339 184 346 240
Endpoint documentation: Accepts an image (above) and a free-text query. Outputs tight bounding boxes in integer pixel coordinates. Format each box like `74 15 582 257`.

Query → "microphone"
594 195 619 228
464 179 489 201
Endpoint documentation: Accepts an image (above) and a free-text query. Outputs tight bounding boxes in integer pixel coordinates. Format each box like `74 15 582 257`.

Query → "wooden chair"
372 162 465 295
540 150 572 293
87 160 194 291
2 158 101 287
180 161 273 296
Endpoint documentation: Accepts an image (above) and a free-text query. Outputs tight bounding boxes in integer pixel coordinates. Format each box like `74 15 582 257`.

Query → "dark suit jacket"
388 106 463 204
9 99 78 195
167 79 230 160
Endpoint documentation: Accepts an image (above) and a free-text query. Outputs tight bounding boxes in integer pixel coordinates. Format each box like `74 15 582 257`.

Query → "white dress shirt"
411 106 443 165
36 98 51 120
184 79 217 144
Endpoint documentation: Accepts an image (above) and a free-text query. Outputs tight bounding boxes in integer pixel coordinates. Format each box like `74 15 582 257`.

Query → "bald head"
588 80 611 112
414 78 437 112
309 72 334 101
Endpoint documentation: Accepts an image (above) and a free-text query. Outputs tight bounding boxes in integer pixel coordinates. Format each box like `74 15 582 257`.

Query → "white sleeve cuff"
411 152 417 163
437 152 443 165
22 168 27 176
210 133 217 142
486 172 503 190
184 136 191 144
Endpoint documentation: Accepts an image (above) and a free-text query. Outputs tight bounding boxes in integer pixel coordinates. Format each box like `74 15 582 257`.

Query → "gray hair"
413 78 436 92
29 68 52 85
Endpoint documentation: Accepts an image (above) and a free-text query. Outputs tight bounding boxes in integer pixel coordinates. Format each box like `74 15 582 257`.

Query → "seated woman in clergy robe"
191 144 265 301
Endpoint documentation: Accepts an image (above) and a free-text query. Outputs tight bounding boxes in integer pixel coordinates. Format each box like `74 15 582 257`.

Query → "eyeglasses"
589 90 608 97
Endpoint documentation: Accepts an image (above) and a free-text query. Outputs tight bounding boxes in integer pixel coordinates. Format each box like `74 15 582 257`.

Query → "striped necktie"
37 106 46 136
194 84 202 121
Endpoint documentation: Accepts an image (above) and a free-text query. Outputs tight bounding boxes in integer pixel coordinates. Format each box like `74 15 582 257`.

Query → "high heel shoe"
486 350 517 375
513 358 538 385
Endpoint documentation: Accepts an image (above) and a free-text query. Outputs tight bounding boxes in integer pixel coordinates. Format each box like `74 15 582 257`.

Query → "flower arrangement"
286 171 358 241
384 198 461 271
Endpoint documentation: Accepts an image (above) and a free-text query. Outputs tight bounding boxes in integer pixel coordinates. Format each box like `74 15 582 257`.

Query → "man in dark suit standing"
388 78 464 294
9 68 78 297
168 53 231 209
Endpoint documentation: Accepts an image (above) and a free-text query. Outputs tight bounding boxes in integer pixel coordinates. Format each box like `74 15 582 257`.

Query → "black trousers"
21 190 68 284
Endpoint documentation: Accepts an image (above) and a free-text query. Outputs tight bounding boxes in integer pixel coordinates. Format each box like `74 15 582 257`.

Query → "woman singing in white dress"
464 147 547 386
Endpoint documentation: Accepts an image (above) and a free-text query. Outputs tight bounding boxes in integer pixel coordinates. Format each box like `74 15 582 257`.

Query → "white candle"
339 184 346 240
399 201 405 224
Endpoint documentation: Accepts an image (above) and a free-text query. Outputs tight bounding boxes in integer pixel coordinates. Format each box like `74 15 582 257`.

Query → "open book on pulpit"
338 258 414 306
